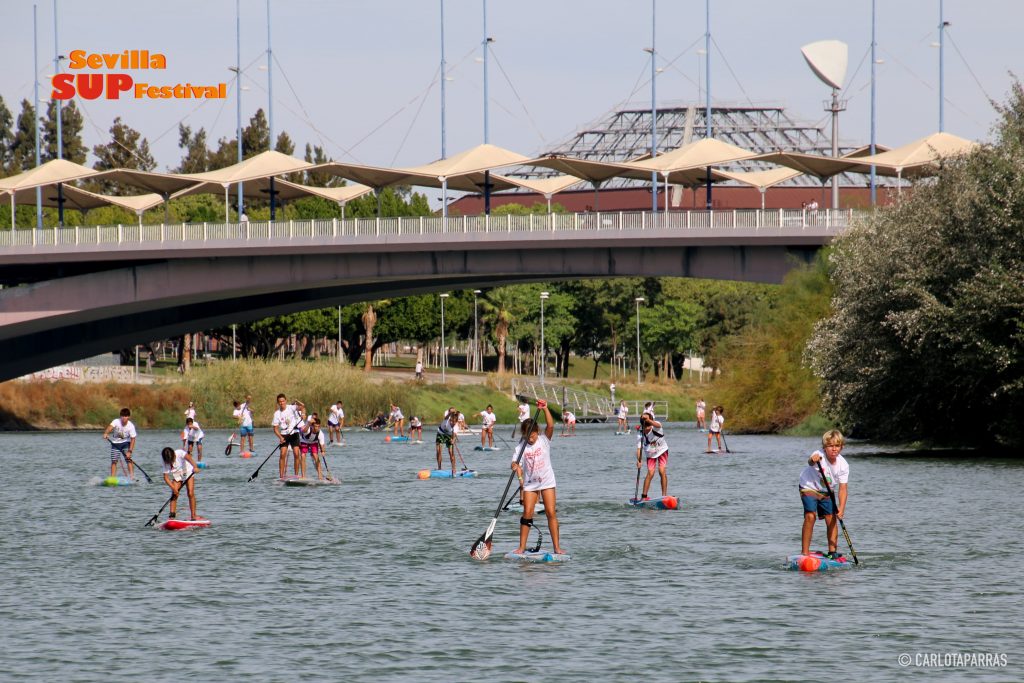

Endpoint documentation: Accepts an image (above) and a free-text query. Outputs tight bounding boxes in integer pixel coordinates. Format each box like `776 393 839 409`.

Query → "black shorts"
282 432 300 447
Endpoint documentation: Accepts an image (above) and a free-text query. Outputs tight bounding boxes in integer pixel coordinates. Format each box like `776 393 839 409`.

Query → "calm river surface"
0 426 1020 682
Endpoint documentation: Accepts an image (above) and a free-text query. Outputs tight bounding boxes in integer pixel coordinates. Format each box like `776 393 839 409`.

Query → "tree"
0 95 14 174
41 99 86 163
8 99 38 173
480 287 527 373
807 81 1024 448
241 108 269 158
92 117 156 193
174 124 211 173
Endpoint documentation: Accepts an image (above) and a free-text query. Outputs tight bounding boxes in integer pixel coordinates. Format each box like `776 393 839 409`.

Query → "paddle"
501 484 523 511
145 472 195 527
126 455 153 483
225 433 238 456
816 460 860 565
454 442 471 472
247 442 284 482
721 431 732 454
470 407 541 561
633 440 643 502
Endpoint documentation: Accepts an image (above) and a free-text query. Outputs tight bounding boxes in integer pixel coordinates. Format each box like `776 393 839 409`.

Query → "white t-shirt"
798 451 850 494
619 404 629 419
162 448 195 480
182 421 205 442
640 426 668 458
709 413 724 433
184 407 196 419
514 434 556 492
232 407 242 423
415 361 423 372
565 411 576 424
239 402 253 428
328 404 342 425
389 407 404 421
300 426 327 448
410 417 422 428
518 404 530 422
273 406 301 435
481 410 497 428
108 419 137 444
696 400 706 415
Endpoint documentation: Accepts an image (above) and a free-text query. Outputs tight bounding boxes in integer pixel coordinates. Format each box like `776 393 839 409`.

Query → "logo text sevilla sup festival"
51 50 227 101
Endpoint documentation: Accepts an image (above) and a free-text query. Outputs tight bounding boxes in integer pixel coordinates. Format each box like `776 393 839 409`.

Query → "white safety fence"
0 208 855 248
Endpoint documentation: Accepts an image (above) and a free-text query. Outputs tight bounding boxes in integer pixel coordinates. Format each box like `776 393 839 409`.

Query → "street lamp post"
439 293 449 383
635 297 645 383
539 291 549 383
473 289 482 372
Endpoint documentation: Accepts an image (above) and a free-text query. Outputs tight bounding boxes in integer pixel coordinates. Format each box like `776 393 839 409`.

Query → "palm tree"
479 287 525 374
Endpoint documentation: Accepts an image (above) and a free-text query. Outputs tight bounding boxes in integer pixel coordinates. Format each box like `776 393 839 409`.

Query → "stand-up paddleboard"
473 446 500 451
787 551 851 572
100 476 136 487
384 436 410 443
417 469 477 479
627 496 679 510
196 462 211 469
158 518 212 531
505 550 570 563
614 431 630 436
411 440 424 445
455 428 481 436
281 477 341 487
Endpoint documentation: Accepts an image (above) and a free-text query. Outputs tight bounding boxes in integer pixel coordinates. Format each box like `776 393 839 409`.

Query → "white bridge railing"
0 208 855 249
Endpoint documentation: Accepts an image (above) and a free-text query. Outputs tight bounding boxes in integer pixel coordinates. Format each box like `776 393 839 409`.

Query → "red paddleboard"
158 518 212 531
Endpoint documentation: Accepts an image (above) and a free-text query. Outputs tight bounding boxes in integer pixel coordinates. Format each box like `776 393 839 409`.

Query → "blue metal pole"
33 4 42 229
938 0 945 132
440 0 447 159
482 0 489 144
650 0 658 214
236 0 242 215
870 0 877 206
704 0 712 209
53 0 61 161
266 0 273 147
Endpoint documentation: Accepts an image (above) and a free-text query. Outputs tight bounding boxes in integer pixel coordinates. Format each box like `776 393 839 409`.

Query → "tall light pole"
635 297 645 383
870 0 877 206
539 291 549 383
647 0 658 213
473 289 482 372
439 293 449 383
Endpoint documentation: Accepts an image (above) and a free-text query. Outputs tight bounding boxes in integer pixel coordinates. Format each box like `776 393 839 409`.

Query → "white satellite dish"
801 40 848 90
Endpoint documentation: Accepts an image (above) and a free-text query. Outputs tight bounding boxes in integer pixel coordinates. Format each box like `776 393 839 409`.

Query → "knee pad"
520 516 533 528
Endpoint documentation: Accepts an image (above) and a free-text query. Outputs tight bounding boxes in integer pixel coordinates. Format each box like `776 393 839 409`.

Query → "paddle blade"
470 537 492 561
144 514 158 528
224 444 233 456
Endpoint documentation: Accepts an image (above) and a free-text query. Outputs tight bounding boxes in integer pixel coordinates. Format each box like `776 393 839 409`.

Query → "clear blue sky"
2 0 1020 176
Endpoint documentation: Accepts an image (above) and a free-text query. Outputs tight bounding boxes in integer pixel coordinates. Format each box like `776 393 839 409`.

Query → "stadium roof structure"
505 103 874 189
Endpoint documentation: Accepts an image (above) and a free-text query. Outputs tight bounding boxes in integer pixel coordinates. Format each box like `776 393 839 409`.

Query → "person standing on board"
184 401 196 420
102 407 137 479
798 430 850 559
273 394 303 479
510 400 564 556
477 405 497 448
637 414 669 500
706 406 725 453
695 398 707 432
182 417 205 462
517 401 531 424
300 415 329 480
389 403 406 438
161 446 201 521
617 400 629 433
435 409 460 474
642 402 656 420
409 415 423 442
238 394 255 452
563 410 577 436
327 400 344 445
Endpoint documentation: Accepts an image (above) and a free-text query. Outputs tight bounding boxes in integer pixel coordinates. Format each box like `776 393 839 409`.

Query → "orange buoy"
417 469 430 479
240 451 252 458
798 555 822 572
663 496 679 510
385 435 392 443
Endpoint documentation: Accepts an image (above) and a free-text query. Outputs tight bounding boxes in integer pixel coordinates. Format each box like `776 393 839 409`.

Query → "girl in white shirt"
706 406 725 453
510 401 564 555
161 446 201 520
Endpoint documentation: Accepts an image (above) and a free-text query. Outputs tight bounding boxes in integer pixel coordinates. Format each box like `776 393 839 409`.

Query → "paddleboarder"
799 430 850 560
563 410 577 436
389 403 406 438
160 446 201 521
300 415 329 480
695 398 707 431
102 407 137 480
409 415 423 442
182 417 205 462
517 401 530 424
637 414 669 500
273 394 303 479
435 409 460 475
510 400 564 556
238 395 255 453
476 405 497 448
616 400 629 433
706 406 725 453
328 400 344 444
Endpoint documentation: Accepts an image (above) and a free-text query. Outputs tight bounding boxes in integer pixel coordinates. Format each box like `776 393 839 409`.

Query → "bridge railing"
0 208 855 248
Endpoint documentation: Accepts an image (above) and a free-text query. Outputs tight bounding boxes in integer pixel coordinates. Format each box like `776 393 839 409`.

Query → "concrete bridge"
0 208 855 381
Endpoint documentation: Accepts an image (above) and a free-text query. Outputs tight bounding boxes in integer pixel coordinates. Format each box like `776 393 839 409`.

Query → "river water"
0 426 1019 682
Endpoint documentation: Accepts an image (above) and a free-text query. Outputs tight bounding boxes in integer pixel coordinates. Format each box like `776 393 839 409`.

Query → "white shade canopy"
852 132 978 177
0 158 99 191
171 150 313 186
